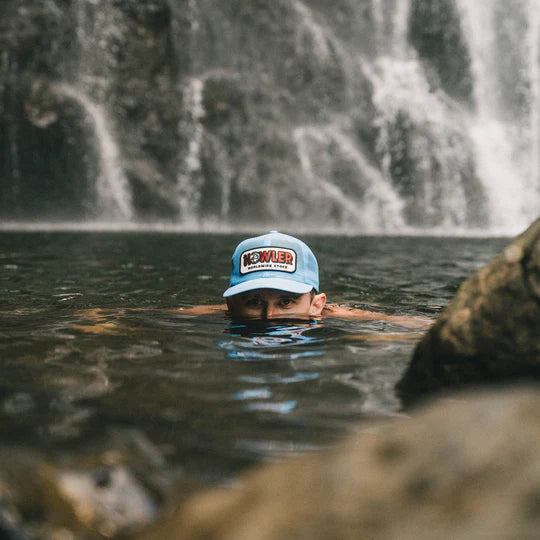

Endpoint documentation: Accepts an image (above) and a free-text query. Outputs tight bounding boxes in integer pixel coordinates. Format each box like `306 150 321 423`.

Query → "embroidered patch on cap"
240 247 296 274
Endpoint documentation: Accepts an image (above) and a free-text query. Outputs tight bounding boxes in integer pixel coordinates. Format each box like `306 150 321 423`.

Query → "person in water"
76 231 430 331
223 230 326 319
182 231 430 328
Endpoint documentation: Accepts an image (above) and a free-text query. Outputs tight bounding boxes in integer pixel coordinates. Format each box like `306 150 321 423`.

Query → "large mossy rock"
396 217 540 406
136 388 540 540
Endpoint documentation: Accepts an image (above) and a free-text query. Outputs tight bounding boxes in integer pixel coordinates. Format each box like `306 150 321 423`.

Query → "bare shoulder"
323 303 433 329
324 304 385 318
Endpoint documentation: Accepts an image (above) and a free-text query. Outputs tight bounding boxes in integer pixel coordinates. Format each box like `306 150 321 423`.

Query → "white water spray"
370 0 411 56
292 1 332 62
293 124 404 231
177 77 205 222
6 1 539 233
455 0 540 230
527 0 540 212
362 7 472 229
58 0 133 220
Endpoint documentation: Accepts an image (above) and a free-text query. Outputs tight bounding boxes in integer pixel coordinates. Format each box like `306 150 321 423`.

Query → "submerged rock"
396 217 540 406
135 388 540 540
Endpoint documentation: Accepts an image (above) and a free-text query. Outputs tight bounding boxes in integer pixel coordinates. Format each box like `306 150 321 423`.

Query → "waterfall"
67 0 133 221
177 77 205 223
2 1 539 233
293 123 405 231
370 0 411 56
455 0 540 231
529 1 540 197
54 84 132 220
292 1 333 63
364 0 475 229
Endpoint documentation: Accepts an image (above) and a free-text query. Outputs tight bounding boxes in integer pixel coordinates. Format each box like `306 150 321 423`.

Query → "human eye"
279 297 296 308
244 297 262 307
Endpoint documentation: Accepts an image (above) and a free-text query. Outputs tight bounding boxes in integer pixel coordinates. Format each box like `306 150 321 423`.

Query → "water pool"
0 232 509 488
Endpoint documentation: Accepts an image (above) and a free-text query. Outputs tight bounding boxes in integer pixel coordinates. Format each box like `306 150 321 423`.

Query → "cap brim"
223 277 313 298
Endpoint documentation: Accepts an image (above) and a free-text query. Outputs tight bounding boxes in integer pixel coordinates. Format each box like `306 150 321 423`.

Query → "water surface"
0 232 509 486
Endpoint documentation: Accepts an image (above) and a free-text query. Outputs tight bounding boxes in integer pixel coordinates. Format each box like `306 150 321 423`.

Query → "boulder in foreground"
396 217 540 406
136 388 540 540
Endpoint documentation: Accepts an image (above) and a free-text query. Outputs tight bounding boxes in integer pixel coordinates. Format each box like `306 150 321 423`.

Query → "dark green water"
0 232 509 487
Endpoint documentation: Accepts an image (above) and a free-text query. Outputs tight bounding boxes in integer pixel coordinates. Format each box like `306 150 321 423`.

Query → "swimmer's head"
223 231 319 297
223 231 326 319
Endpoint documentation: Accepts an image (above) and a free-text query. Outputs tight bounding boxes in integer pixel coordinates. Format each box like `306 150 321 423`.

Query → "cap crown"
223 231 319 297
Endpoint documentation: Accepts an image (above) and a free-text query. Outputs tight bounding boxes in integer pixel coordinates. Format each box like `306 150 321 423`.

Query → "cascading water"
293 123 405 231
68 0 133 221
363 0 483 229
455 0 540 230
53 83 132 220
177 76 205 223
1 0 538 233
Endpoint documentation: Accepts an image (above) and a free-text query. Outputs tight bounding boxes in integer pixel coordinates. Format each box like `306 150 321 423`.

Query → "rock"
1 0 496 228
48 465 156 538
134 388 540 540
409 0 474 103
0 449 157 539
396 217 540 406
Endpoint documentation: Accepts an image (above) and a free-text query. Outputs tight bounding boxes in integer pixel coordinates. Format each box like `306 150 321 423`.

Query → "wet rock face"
0 0 181 221
409 0 474 103
135 388 540 540
1 0 492 228
396 218 540 406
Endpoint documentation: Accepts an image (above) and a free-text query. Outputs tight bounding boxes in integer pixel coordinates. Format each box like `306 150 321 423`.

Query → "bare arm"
323 304 433 329
177 304 434 328
73 305 228 333
74 304 433 330
76 305 227 318
174 305 228 316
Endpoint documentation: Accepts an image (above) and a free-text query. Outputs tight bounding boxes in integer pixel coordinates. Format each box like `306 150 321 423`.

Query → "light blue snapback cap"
223 231 319 297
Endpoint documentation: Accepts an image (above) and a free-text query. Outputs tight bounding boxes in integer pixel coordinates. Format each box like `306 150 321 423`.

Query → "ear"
309 292 326 316
226 298 235 312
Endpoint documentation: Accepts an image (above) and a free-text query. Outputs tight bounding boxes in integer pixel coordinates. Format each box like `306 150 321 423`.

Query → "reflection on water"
220 319 325 361
0 232 510 487
220 320 326 417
